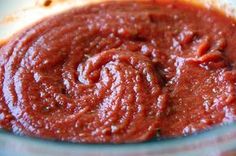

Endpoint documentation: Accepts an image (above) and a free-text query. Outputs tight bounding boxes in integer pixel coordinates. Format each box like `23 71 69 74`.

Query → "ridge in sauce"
0 0 236 143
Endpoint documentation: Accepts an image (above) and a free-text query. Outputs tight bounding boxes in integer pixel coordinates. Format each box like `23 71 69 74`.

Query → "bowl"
0 0 236 155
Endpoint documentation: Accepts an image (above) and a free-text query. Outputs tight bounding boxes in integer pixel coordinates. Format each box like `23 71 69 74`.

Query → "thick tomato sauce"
0 1 236 143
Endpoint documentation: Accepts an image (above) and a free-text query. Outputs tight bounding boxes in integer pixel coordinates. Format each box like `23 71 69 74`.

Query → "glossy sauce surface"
0 1 236 143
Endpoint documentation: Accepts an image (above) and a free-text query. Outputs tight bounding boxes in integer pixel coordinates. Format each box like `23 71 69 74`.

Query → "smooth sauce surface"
0 1 236 143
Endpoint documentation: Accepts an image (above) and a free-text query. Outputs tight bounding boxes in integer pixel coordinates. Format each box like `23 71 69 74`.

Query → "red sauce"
0 1 236 143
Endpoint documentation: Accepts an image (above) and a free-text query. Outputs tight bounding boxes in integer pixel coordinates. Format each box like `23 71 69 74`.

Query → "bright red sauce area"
0 1 236 143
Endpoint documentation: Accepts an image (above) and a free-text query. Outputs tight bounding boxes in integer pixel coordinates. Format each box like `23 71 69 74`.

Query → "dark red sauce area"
0 1 236 143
